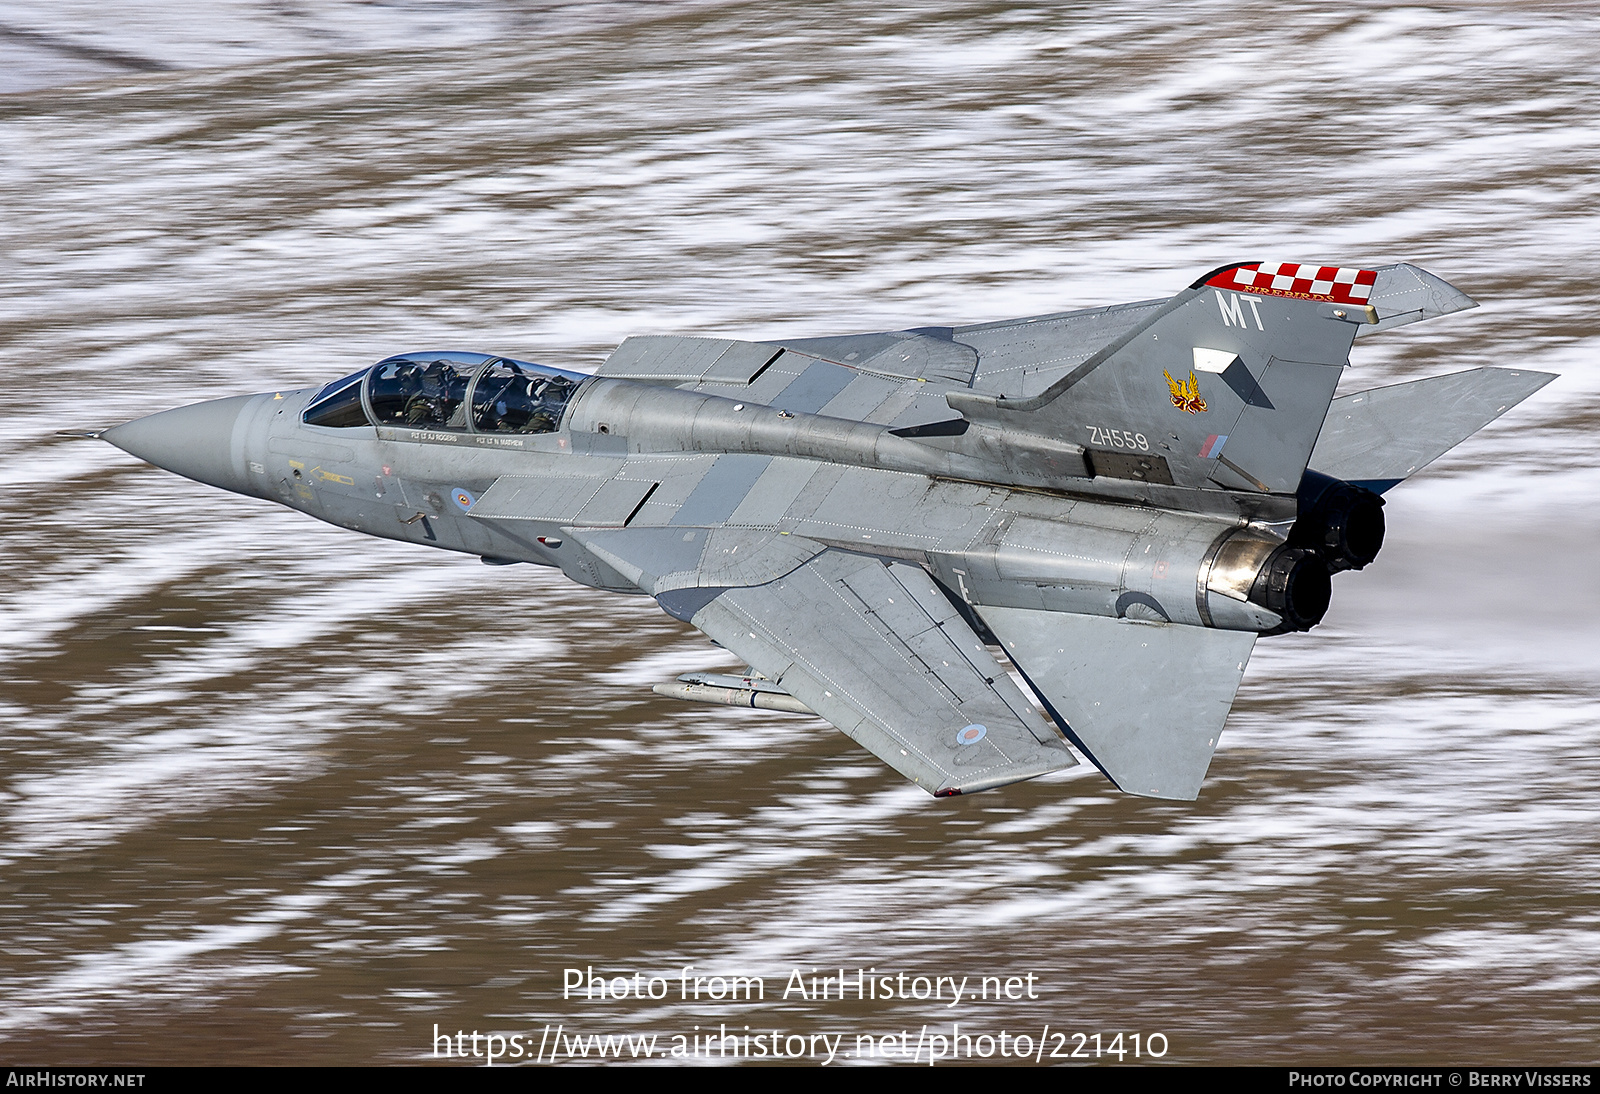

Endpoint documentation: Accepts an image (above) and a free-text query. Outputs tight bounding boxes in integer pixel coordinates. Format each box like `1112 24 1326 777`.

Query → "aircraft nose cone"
102 394 258 494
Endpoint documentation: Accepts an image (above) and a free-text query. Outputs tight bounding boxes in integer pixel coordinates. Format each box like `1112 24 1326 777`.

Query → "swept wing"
588 541 1078 796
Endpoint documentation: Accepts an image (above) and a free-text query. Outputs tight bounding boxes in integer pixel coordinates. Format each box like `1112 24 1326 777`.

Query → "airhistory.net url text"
431 1023 1168 1064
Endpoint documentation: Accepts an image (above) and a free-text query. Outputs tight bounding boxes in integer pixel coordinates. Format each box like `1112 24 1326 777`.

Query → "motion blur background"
1 0 1597 1065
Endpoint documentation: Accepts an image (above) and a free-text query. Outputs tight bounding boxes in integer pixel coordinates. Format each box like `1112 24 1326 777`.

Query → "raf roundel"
955 724 988 746
451 487 476 512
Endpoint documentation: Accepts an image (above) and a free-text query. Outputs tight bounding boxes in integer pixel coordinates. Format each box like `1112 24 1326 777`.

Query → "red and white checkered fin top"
1204 262 1377 304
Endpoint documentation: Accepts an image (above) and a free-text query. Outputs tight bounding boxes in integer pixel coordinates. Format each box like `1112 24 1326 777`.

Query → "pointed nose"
102 394 259 495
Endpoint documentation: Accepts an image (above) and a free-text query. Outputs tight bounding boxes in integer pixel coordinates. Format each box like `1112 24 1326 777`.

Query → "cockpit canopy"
301 352 588 434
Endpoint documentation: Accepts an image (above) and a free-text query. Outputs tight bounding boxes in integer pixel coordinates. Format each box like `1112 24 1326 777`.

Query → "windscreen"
300 370 369 428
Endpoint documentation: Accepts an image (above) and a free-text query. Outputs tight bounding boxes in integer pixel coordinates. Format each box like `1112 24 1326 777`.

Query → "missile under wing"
95 262 1555 800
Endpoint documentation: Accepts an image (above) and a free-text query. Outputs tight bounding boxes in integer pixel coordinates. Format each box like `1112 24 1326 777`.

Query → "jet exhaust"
1249 545 1332 632
1291 469 1386 573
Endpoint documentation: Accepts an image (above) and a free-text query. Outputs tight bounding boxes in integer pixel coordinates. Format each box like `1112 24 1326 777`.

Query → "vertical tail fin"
949 262 1379 496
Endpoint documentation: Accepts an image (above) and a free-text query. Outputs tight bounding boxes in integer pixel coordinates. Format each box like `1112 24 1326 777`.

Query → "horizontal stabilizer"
975 607 1256 800
1310 367 1556 491
679 551 1077 795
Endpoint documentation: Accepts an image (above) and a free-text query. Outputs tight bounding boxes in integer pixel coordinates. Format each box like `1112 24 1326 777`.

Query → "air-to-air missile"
94 262 1553 799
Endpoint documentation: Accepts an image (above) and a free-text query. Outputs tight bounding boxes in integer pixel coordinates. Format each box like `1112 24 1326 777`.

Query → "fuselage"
103 349 1328 636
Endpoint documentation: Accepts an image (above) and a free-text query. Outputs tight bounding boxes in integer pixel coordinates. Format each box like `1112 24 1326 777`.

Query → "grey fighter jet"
96 262 1554 800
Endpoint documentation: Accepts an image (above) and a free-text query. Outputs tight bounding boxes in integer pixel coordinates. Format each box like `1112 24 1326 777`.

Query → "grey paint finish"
613 454 719 526
964 299 1165 397
1310 367 1556 485
790 469 997 552
102 394 259 497
977 606 1256 801
266 436 355 463
599 335 781 384
815 373 902 422
771 361 858 415
669 454 773 526
684 351 812 404
574 526 824 593
690 551 1076 794
724 457 822 527
770 331 906 365
466 468 649 526
773 331 977 385
854 332 977 385
948 280 1363 506
932 505 1280 633
1355 262 1479 336
579 526 711 581
1203 356 1344 494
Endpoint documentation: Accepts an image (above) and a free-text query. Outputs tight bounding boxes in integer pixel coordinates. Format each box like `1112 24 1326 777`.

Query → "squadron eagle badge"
1164 368 1208 414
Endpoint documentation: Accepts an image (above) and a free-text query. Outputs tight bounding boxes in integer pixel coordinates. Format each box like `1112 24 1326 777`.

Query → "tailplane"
1310 367 1556 493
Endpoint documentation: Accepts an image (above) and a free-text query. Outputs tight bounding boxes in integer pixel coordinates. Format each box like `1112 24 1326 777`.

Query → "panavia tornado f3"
96 262 1554 800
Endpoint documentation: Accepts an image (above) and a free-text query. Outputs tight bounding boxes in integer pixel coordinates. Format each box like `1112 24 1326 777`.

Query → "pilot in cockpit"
404 360 461 426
